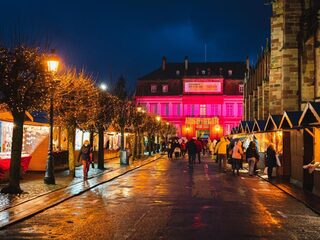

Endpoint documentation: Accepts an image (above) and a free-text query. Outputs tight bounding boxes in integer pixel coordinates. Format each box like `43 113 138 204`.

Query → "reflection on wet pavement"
0 156 320 239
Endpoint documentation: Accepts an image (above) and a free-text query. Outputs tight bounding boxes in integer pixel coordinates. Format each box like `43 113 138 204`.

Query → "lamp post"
44 50 60 184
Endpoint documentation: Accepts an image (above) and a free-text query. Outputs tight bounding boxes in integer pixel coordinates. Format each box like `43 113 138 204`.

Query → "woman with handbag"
78 140 93 180
232 140 243 176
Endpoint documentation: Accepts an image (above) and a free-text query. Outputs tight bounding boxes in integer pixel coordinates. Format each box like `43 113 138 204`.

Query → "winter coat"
215 137 230 155
186 140 197 155
78 144 92 161
232 144 243 160
246 146 259 160
266 146 277 167
195 140 202 153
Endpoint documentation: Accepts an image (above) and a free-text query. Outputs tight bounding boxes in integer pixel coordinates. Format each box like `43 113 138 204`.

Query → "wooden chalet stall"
0 111 49 178
278 111 303 183
298 102 320 195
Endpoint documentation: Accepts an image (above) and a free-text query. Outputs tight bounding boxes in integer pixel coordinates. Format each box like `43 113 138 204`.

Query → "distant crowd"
163 136 280 180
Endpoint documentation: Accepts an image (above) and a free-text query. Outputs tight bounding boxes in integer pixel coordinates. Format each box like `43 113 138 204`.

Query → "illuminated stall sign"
185 117 219 125
183 78 223 94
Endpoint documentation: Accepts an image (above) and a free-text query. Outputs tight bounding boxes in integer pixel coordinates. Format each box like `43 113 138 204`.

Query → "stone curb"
0 154 164 229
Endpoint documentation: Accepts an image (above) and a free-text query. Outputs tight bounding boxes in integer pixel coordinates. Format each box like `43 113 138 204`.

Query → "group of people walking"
166 136 280 181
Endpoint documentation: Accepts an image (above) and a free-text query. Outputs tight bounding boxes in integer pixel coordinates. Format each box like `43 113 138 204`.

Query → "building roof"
299 102 320 126
265 114 283 131
279 111 302 129
252 119 266 132
139 61 246 81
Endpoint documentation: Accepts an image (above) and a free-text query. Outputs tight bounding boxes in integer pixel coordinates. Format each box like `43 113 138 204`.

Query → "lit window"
228 70 233 76
226 103 234 117
161 103 169 116
201 70 206 75
237 103 243 116
151 84 157 93
211 104 220 116
176 70 180 76
239 84 244 93
200 104 206 116
150 103 158 114
162 84 168 93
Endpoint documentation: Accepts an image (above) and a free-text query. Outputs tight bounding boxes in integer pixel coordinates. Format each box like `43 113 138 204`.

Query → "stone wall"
269 0 302 114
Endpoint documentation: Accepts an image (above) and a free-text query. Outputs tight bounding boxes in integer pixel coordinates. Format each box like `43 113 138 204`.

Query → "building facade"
244 0 320 119
135 57 245 139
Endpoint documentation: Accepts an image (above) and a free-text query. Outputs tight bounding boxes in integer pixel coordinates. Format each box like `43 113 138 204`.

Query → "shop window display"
0 121 49 156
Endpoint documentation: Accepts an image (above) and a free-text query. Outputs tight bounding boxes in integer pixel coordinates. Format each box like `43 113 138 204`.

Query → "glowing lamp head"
214 124 221 132
186 126 190 132
156 116 161 122
47 50 59 73
100 83 108 91
166 122 169 126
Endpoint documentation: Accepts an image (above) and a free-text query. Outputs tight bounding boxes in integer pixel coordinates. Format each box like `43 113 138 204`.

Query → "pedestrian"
265 143 277 180
167 140 173 160
216 137 230 172
181 140 187 157
232 140 243 176
246 141 259 176
195 138 202 163
78 140 93 180
186 138 197 165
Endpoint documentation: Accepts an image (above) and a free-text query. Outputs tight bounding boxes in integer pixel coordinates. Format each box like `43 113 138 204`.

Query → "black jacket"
246 146 259 160
186 140 197 154
266 147 277 167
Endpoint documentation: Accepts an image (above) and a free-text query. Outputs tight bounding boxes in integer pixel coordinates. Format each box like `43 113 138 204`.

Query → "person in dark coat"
186 139 197 165
246 141 260 176
265 143 277 180
195 138 202 163
78 140 93 180
167 140 173 160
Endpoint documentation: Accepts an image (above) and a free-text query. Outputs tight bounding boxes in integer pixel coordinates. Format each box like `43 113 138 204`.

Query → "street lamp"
156 116 161 122
100 83 108 91
186 126 190 138
44 50 60 185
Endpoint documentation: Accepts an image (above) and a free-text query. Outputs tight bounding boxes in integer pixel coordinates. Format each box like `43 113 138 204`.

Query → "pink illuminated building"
134 57 245 139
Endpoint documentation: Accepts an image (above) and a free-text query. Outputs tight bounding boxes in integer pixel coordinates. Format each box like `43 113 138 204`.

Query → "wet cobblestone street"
0 156 320 240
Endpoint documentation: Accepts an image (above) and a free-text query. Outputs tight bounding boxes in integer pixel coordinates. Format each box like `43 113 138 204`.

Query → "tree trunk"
133 131 138 159
148 134 152 156
1 112 25 194
98 127 104 169
120 127 125 151
67 126 76 177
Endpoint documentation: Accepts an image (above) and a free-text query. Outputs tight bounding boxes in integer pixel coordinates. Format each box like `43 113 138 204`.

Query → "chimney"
184 56 189 71
162 56 167 71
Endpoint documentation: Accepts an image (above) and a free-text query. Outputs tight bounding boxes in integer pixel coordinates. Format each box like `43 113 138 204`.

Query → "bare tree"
0 45 50 193
53 69 98 177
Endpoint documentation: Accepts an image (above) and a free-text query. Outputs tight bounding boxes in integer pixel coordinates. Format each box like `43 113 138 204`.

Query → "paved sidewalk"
0 154 163 228
257 171 320 215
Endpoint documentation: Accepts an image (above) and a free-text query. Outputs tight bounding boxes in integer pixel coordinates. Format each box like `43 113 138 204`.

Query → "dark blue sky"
0 0 271 90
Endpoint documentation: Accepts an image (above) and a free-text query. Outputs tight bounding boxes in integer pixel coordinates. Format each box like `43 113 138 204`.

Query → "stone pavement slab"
0 154 163 229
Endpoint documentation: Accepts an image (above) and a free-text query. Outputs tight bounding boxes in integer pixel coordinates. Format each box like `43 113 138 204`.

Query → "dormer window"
162 84 168 93
151 84 157 93
239 84 244 93
176 70 180 76
228 70 233 76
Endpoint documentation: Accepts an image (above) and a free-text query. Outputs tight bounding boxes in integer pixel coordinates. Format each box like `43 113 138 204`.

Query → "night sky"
0 0 271 91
